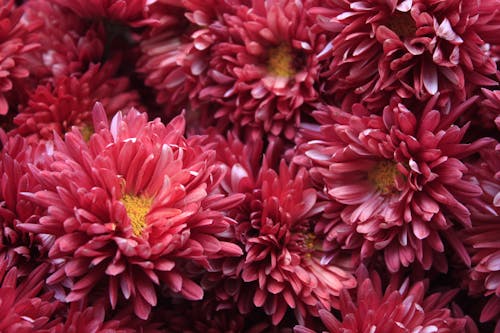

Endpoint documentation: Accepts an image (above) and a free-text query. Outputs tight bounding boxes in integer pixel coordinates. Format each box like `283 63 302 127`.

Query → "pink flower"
49 0 153 27
12 59 142 141
18 104 244 320
0 260 61 333
198 0 324 139
50 297 162 333
311 0 499 111
0 132 52 268
294 271 477 333
478 88 500 130
22 1 105 80
138 0 325 139
463 145 500 329
0 0 41 115
294 96 495 272
209 134 356 325
137 0 241 121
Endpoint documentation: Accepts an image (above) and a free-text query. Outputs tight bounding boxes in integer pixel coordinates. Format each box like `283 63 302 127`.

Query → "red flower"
12 58 141 141
198 0 324 139
210 134 356 325
139 0 325 139
0 0 41 115
295 96 495 272
0 132 52 268
294 271 477 333
0 260 61 333
50 0 153 27
311 0 499 111
19 104 244 319
463 145 500 329
50 298 162 333
22 1 105 80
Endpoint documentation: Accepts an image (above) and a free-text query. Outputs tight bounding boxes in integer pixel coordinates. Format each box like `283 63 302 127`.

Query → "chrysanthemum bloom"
197 0 326 139
137 0 240 121
19 104 244 319
50 0 154 27
294 271 477 333
478 88 500 130
50 297 163 333
12 58 141 141
311 0 499 111
21 1 105 80
462 145 500 330
0 0 41 115
208 134 356 325
0 260 61 333
139 0 325 139
294 95 495 273
0 132 52 269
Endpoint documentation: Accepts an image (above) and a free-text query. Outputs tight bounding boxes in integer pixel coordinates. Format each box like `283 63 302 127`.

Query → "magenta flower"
12 59 141 141
295 96 495 272
139 0 325 139
0 0 41 115
49 0 153 27
0 132 52 268
311 0 499 110
463 145 500 329
18 104 244 319
209 134 356 325
50 298 163 333
294 271 477 333
22 1 105 80
0 260 61 333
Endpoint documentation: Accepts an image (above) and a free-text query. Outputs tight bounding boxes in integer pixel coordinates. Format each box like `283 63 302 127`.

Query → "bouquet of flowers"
0 0 499 331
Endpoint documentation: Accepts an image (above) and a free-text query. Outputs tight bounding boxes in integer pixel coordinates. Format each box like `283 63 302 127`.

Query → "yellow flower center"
121 194 152 237
267 44 295 78
367 160 400 195
80 124 94 142
386 11 416 39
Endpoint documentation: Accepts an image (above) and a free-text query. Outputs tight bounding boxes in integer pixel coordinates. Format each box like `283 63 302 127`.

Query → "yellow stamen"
368 160 400 195
267 44 295 78
386 11 416 39
121 195 152 237
80 124 94 142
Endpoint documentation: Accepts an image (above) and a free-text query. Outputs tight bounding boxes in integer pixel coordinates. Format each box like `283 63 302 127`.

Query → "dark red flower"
294 96 495 272
12 58 142 141
0 0 41 115
311 0 499 111
208 134 356 325
294 271 477 333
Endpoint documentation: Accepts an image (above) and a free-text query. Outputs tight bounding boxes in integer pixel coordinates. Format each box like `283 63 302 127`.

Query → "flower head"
18 103 244 319
294 271 477 333
295 96 495 272
0 259 61 333
312 0 499 110
12 58 141 141
0 0 41 115
51 0 153 27
139 0 325 139
21 1 106 81
0 132 51 268
208 134 356 325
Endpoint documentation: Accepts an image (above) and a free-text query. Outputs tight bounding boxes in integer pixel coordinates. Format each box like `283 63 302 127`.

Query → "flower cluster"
0 0 498 331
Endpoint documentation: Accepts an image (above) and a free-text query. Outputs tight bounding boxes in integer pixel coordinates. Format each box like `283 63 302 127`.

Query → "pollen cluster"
121 194 152 237
267 44 295 78
368 160 400 195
